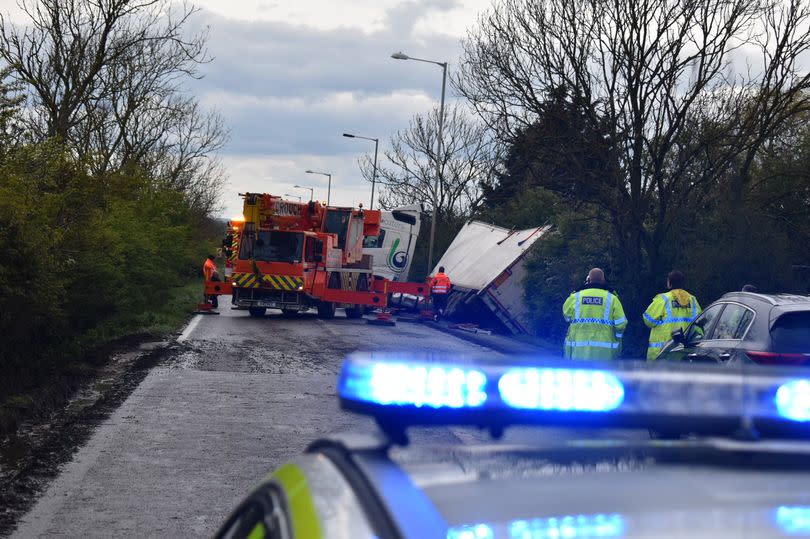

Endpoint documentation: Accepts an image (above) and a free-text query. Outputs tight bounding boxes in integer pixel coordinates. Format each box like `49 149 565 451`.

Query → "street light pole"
371 137 379 210
293 184 314 201
284 193 302 202
305 170 332 205
391 51 448 272
342 133 379 209
431 63 447 274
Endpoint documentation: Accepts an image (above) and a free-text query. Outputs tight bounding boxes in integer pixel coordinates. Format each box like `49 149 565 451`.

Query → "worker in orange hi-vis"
428 266 452 320
203 254 220 308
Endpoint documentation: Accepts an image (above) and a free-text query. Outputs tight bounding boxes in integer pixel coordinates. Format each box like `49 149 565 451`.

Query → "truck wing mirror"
391 210 417 225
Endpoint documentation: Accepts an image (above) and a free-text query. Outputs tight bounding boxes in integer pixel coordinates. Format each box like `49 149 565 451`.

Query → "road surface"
11 306 504 537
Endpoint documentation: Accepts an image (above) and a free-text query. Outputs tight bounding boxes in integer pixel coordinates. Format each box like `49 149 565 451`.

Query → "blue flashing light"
498 368 625 412
447 523 495 539
776 506 810 535
339 360 488 408
341 354 810 439
775 380 810 421
509 514 625 539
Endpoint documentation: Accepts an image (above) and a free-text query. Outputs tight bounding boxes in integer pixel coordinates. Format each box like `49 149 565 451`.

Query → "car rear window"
771 312 810 353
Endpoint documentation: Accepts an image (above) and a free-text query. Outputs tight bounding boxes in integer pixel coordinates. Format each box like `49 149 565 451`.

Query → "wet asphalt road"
12 304 505 537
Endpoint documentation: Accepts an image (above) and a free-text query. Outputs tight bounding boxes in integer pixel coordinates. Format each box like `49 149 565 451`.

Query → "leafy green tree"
0 2 225 431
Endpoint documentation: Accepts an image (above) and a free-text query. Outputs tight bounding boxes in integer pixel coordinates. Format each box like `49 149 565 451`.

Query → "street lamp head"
342 133 355 138
305 170 314 174
293 184 302 188
391 51 409 60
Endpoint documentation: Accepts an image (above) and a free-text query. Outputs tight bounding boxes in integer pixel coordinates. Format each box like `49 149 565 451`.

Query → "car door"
659 303 725 362
699 302 756 365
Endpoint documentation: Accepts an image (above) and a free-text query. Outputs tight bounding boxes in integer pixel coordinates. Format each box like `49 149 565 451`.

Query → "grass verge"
0 279 202 439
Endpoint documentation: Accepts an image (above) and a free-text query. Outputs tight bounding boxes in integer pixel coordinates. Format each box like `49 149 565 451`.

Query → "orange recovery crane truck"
204 193 428 318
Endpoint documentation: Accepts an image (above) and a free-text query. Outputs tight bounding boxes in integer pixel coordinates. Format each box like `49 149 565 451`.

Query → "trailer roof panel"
433 221 551 291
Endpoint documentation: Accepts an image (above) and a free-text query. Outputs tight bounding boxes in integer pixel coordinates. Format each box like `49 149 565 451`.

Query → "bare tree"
0 0 226 214
458 0 810 289
0 65 24 150
360 103 500 219
149 99 228 215
1 0 208 140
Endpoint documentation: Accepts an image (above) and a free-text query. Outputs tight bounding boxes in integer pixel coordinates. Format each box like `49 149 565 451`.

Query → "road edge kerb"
421 320 556 356
177 314 203 343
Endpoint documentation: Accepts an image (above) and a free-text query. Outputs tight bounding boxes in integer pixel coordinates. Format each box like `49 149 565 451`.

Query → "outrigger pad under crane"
196 280 230 314
193 302 220 315
367 310 396 326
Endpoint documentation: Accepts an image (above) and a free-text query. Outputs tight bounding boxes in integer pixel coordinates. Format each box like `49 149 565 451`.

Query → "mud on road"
0 343 178 535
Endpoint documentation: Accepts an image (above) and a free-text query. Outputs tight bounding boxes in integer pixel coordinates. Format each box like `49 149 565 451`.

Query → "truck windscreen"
239 231 304 263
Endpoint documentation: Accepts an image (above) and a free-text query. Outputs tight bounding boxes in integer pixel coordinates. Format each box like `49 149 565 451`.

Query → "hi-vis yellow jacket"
563 287 627 360
643 289 701 360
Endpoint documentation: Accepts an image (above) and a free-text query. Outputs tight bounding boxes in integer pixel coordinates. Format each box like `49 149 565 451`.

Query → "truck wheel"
345 274 369 318
248 307 266 317
281 308 299 318
317 301 336 319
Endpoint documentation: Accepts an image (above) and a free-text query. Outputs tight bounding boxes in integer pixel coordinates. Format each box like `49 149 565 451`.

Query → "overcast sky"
187 0 495 218
0 0 491 217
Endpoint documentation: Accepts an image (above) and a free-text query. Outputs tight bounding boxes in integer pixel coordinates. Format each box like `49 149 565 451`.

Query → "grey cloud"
382 0 462 38
192 8 462 100
201 91 425 156
181 0 482 213
186 1 469 157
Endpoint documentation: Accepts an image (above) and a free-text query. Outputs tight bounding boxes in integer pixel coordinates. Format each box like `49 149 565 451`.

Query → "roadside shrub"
0 141 212 400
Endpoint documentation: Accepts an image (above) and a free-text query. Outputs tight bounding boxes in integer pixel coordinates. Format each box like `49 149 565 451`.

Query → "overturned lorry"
433 221 551 334
205 193 428 318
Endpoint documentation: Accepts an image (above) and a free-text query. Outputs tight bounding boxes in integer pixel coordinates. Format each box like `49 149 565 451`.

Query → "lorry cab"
362 205 421 282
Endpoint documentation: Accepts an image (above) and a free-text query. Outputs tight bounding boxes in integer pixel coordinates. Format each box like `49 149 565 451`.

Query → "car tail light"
746 351 810 365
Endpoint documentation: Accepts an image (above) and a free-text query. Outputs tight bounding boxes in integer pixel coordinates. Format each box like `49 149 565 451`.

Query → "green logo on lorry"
386 238 407 273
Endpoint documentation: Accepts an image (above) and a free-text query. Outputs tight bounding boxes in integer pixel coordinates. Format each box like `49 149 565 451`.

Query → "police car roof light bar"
337 354 810 446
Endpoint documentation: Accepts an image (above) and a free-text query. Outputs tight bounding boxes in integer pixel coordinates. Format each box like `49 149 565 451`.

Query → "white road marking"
177 315 202 343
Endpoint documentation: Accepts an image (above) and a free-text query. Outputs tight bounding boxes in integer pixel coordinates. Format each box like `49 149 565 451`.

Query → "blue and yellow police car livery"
218 353 810 539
